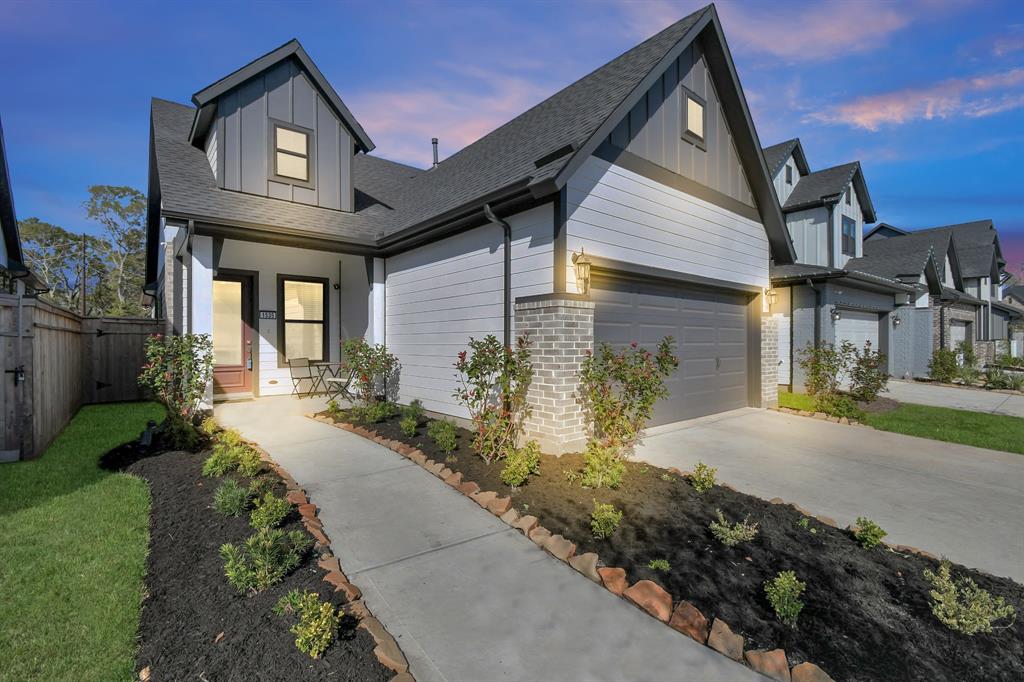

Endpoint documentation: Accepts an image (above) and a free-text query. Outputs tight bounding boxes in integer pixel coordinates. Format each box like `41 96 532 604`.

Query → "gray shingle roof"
782 162 859 212
770 260 914 291
908 220 1000 277
762 139 800 177
1005 285 1024 303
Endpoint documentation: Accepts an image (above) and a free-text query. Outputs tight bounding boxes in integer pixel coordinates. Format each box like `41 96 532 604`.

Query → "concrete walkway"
637 408 1024 582
217 396 757 682
885 379 1024 417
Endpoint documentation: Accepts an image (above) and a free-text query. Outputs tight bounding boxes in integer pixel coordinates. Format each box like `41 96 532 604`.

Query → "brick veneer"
930 296 977 352
514 295 594 455
760 314 778 408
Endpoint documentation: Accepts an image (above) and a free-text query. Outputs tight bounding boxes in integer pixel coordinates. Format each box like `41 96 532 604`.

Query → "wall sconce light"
831 308 842 323
571 248 592 295
892 316 902 328
765 287 778 307
332 282 340 290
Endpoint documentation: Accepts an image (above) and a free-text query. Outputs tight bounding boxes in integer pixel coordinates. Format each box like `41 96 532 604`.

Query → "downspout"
483 204 512 349
825 203 836 268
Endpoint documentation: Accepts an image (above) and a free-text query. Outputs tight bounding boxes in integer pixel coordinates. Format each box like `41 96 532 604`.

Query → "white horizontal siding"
565 155 769 291
385 204 553 418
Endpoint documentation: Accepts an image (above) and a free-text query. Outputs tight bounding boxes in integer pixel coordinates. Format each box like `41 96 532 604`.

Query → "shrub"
250 492 291 530
853 516 887 549
401 399 424 422
924 561 1016 635
957 341 978 371
958 364 981 386
647 559 671 572
200 416 219 436
580 440 626 489
578 338 678 452
274 590 341 658
848 341 889 403
798 341 851 398
400 416 418 438
248 474 276 498
427 419 458 454
236 446 263 477
984 368 1011 389
138 333 214 441
690 461 717 494
500 440 541 487
709 509 759 547
326 399 342 418
929 348 960 383
453 333 533 463
765 571 806 627
816 394 865 421
352 401 397 423
202 446 239 477
213 479 250 517
220 528 310 593
341 338 399 406
590 501 623 539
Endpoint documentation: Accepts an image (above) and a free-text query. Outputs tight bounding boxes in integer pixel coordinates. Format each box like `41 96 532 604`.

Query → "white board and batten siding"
563 155 769 293
786 206 829 268
836 183 864 267
385 204 553 418
772 155 802 207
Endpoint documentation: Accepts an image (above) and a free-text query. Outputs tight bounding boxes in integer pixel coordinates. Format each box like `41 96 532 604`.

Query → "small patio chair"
288 358 321 398
324 365 357 403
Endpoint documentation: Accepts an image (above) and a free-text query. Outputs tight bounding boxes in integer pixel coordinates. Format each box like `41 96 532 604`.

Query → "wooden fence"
0 294 162 460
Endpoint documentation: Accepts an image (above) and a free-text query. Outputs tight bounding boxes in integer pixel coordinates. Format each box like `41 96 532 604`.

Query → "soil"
103 437 390 682
859 396 900 414
330 411 1024 682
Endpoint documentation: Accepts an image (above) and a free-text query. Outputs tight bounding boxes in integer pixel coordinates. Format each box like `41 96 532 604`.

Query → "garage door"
835 310 880 353
592 276 750 426
950 321 967 348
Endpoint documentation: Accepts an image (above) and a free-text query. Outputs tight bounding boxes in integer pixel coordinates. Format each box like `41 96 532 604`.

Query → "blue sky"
2 0 1022 274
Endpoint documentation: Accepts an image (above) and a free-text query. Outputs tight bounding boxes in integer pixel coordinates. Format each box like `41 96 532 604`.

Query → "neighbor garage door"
592 275 751 426
835 309 880 353
950 320 968 348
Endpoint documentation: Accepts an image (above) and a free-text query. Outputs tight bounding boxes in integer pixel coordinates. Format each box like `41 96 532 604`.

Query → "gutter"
483 203 512 350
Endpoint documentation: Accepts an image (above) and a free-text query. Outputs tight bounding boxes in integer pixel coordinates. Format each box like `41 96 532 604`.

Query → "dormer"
187 40 374 212
762 138 809 206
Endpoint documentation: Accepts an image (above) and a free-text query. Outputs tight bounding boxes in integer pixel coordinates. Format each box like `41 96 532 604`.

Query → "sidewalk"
216 396 756 682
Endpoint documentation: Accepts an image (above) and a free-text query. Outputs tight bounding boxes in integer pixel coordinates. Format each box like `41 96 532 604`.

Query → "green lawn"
0 402 164 681
778 391 1024 455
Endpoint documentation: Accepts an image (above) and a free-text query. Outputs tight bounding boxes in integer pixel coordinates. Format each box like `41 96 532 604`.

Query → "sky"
1 0 1022 278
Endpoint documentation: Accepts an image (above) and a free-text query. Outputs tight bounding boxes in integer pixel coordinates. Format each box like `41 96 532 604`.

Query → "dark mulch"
859 396 900 414
330 411 1024 682
104 438 390 682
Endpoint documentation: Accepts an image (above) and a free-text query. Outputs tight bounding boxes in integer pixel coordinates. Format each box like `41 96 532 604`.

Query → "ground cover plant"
321 407 1024 681
0 402 163 681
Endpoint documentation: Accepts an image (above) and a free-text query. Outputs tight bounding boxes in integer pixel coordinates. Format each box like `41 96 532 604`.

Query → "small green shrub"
352 401 397 423
202 446 239 477
765 570 806 627
213 479 250 517
924 561 1016 635
248 474 276 498
236 446 263 477
691 461 717 494
848 340 889 403
816 393 865 420
853 516 887 549
929 348 960 383
220 529 310 593
250 492 291 530
200 416 219 436
401 399 424 422
647 559 671 572
590 501 623 539
958 364 981 386
274 589 341 658
400 415 418 438
709 509 759 547
500 440 541 487
427 419 458 454
797 517 818 535
580 440 625 489
984 368 1023 391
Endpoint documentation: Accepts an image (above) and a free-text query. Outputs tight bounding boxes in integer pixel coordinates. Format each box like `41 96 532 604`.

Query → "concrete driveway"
885 379 1024 417
217 396 756 682
636 408 1024 582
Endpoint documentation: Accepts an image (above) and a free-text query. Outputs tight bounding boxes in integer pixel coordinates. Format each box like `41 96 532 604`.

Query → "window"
842 216 857 256
278 276 327 365
272 122 312 183
681 87 706 149
845 187 852 206
785 164 793 185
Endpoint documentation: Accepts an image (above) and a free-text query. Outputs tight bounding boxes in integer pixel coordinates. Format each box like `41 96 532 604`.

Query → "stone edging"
249 442 414 682
307 413 835 682
772 405 868 427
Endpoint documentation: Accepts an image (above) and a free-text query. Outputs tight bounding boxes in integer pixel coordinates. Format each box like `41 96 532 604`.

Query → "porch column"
371 257 385 346
190 234 214 407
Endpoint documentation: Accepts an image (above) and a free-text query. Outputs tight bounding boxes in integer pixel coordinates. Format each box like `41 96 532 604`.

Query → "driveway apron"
885 380 1024 417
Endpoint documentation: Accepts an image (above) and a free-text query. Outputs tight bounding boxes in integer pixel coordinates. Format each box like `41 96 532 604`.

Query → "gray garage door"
592 275 751 426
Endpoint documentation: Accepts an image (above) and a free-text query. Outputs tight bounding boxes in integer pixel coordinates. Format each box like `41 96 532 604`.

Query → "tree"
19 218 108 314
83 185 147 316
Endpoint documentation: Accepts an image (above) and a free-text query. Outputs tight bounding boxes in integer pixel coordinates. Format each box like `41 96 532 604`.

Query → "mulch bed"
328 410 1024 682
102 437 390 682
859 396 900 414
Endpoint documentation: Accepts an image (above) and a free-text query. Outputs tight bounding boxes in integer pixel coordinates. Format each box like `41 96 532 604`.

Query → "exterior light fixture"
765 287 778 307
892 316 902 328
831 308 842 323
571 248 592 295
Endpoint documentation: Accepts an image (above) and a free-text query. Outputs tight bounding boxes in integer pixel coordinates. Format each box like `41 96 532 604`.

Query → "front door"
212 274 254 396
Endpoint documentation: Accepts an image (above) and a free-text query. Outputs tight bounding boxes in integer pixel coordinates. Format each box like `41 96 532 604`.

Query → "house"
864 220 1020 365
1005 284 1024 309
144 4 799 453
760 139 918 388
0 117 40 297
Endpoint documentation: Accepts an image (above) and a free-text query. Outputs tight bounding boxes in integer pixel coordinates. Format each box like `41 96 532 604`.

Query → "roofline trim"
0 116 24 268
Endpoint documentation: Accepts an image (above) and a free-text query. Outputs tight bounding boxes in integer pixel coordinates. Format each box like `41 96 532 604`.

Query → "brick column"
761 313 779 408
515 294 594 455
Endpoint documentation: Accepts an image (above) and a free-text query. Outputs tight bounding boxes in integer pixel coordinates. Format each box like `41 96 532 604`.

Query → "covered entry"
592 274 754 426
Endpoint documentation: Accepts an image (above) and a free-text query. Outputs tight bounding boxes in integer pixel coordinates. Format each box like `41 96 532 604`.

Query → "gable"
605 37 755 209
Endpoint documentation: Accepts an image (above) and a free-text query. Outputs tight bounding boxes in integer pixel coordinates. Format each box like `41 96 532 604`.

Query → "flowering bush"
578 338 678 452
341 338 399 406
138 333 213 424
453 333 533 464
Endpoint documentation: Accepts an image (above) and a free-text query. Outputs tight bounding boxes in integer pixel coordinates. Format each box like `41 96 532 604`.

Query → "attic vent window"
272 122 312 184
681 87 706 150
785 165 793 185
845 188 852 206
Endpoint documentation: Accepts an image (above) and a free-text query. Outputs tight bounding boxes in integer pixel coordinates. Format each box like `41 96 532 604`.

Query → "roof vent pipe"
431 138 439 168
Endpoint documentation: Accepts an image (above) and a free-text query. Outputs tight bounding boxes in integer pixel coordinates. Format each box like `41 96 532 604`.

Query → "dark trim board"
276 273 330 368
589 255 763 294
594 142 759 222
191 220 377 256
553 186 568 293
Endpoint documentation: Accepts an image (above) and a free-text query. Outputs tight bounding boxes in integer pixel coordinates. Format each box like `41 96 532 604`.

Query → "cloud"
806 68 1024 130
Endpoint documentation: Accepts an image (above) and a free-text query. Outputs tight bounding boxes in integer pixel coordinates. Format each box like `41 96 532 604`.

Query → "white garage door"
950 321 967 348
835 309 880 353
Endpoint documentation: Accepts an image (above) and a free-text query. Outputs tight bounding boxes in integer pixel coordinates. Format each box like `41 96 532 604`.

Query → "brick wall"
930 296 977 352
761 313 778 407
515 295 594 454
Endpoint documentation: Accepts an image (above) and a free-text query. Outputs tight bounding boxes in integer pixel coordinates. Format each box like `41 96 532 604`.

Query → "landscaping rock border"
247 439 414 681
308 413 837 682
773 405 866 427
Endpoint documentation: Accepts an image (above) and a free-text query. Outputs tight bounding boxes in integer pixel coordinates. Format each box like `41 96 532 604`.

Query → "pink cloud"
807 68 1024 130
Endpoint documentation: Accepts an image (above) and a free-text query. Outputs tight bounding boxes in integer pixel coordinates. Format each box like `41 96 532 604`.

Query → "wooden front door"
212 274 254 396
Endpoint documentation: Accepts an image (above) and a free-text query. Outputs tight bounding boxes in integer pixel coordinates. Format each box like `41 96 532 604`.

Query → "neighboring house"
1004 284 1024 309
144 5 798 453
760 139 917 388
0 117 40 296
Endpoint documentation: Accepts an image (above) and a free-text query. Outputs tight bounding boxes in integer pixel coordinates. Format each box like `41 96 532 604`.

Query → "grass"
0 402 164 681
779 390 1024 455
